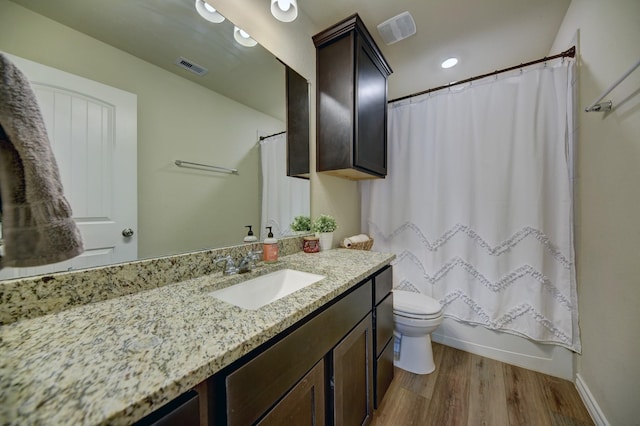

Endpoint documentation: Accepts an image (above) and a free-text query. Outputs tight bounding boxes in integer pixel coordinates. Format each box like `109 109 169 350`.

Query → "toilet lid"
393 290 442 316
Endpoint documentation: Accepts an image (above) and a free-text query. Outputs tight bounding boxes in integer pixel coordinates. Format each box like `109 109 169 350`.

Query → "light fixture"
195 0 225 24
271 0 298 23
441 57 458 69
234 26 258 47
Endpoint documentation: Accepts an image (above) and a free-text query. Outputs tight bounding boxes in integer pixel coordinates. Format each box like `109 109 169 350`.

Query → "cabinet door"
375 293 394 356
355 41 387 177
135 390 200 426
375 338 394 408
286 66 310 178
333 314 374 426
258 361 325 426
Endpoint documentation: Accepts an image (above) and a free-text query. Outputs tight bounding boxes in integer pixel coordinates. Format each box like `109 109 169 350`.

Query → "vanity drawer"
375 292 394 356
225 281 372 425
375 338 394 408
374 266 392 305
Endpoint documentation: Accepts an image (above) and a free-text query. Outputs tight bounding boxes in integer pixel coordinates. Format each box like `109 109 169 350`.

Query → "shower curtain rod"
388 46 576 104
259 130 286 141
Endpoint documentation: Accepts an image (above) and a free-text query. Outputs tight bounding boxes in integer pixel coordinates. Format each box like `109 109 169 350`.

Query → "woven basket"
341 236 374 251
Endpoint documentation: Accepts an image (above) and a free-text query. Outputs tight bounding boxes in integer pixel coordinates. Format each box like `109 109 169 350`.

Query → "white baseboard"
432 325 573 380
575 374 609 426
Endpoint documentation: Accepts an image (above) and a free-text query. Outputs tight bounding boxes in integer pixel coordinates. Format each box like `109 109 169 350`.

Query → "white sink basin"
208 269 326 310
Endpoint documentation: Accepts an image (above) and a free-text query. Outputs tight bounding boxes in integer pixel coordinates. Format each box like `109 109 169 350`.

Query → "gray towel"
0 53 83 269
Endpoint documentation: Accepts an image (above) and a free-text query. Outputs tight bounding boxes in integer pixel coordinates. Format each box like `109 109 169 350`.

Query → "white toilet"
393 290 444 375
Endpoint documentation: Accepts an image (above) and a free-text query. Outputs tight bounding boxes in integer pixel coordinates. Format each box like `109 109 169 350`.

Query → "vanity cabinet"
134 383 206 426
203 264 391 425
313 14 392 180
220 281 372 425
332 314 374 425
257 360 325 425
372 266 394 407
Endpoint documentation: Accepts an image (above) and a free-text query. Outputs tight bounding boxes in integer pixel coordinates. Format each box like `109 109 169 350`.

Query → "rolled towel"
342 234 370 248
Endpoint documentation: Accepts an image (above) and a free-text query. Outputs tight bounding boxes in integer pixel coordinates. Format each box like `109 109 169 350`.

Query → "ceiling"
299 0 572 100
10 0 572 115
9 0 286 120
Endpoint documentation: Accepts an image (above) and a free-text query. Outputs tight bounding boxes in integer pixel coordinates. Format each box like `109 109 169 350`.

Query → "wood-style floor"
371 343 594 426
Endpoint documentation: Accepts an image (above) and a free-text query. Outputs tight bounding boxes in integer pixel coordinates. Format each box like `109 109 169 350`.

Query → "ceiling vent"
377 11 416 45
175 57 208 76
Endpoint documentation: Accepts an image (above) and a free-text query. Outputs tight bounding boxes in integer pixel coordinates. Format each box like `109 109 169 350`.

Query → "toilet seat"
394 310 442 320
393 290 442 320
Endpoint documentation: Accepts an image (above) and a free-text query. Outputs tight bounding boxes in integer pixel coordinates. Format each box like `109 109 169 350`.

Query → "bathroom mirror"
0 0 310 280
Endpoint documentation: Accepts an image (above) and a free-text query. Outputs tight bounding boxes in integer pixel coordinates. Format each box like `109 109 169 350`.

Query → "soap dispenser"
263 226 278 262
244 225 258 242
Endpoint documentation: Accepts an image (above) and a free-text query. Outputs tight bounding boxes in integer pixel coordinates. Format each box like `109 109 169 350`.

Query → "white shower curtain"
361 60 580 352
260 133 310 239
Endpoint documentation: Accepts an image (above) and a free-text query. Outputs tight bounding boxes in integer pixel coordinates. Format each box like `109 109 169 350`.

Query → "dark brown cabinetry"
372 266 394 407
332 314 374 426
285 66 310 178
146 265 393 425
219 266 394 424
257 360 325 426
134 388 202 426
313 14 392 180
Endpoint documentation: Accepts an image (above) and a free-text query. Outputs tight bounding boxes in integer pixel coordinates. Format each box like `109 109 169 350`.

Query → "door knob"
122 228 134 238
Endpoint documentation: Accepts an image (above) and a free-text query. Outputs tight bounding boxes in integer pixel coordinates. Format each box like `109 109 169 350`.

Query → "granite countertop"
0 249 394 425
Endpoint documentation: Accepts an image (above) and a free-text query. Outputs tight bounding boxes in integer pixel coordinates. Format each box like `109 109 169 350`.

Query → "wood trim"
313 14 392 76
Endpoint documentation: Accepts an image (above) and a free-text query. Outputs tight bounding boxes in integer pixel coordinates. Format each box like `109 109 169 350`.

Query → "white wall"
0 0 284 259
551 0 640 424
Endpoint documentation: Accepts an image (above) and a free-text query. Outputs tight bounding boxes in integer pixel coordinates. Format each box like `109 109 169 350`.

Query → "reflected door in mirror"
0 54 138 280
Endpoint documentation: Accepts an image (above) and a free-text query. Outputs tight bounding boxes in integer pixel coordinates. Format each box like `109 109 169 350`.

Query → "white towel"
0 53 83 268
342 234 370 248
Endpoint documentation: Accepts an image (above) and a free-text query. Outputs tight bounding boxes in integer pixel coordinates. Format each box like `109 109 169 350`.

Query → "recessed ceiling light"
271 0 298 23
441 57 458 69
195 0 225 23
234 26 258 47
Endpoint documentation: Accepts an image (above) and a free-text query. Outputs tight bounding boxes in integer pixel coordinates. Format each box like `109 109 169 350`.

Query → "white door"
0 53 137 280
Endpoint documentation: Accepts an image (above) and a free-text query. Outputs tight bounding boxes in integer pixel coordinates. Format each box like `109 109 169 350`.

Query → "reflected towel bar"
585 57 640 112
175 160 238 174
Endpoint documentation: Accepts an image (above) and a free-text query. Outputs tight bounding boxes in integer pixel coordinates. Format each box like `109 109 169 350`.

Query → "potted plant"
290 215 312 233
312 214 337 251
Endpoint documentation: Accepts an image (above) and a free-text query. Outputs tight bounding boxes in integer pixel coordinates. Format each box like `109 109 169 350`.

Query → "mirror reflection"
0 0 310 280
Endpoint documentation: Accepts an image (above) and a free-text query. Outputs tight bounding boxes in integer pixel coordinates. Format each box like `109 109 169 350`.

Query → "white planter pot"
317 232 334 251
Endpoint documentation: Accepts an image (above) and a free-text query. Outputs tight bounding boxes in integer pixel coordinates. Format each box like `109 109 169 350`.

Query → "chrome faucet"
215 255 239 276
215 250 262 275
238 250 262 274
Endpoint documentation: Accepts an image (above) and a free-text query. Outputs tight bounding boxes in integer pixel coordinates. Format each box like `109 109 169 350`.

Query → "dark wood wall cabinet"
285 66 310 178
313 14 393 180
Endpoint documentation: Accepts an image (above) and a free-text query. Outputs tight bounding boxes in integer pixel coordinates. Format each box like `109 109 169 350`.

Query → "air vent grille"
377 11 416 45
175 57 208 76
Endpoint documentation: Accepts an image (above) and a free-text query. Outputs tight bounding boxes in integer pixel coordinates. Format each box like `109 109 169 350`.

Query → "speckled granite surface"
0 248 394 425
0 235 309 325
